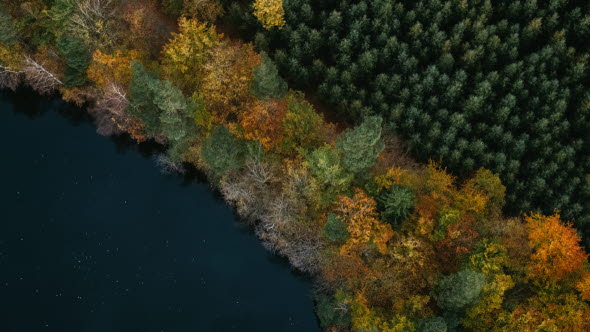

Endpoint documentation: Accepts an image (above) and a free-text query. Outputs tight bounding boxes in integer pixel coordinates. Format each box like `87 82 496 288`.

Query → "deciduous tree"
334 188 393 255
161 17 220 93
525 213 588 284
252 0 285 30
280 92 328 154
201 41 259 122
239 99 286 150
87 49 139 89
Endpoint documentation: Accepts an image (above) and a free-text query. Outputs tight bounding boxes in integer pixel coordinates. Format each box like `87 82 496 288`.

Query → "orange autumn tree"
87 50 139 89
240 99 286 150
577 273 590 301
121 0 168 57
334 188 393 255
525 213 588 284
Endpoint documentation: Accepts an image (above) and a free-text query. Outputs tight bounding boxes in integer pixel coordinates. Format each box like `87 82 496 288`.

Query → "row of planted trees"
1 0 590 331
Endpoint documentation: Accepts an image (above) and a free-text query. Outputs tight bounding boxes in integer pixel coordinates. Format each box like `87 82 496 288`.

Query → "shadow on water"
1 87 91 125
2 87 208 188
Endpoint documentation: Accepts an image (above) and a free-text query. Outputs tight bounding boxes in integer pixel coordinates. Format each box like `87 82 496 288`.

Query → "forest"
226 0 590 245
1 0 590 331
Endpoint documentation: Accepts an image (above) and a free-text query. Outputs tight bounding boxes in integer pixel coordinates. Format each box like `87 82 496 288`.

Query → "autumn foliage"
525 213 588 284
334 188 393 255
252 0 285 30
2 1 589 331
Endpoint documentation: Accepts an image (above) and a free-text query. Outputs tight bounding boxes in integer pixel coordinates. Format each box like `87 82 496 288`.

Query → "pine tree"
336 116 385 174
323 213 349 243
251 52 288 100
57 35 90 87
200 125 245 176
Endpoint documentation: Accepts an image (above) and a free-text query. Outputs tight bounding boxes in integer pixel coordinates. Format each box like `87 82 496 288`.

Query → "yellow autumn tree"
253 0 286 29
87 50 139 89
161 17 220 93
201 41 260 123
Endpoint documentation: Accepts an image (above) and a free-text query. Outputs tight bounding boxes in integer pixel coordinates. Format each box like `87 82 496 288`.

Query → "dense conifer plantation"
227 0 590 243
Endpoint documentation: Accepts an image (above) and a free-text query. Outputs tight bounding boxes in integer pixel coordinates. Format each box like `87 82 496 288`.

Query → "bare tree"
219 173 261 221
89 82 132 136
244 143 277 185
245 159 275 185
154 154 186 174
182 0 224 22
70 0 118 48
0 64 22 91
22 56 62 94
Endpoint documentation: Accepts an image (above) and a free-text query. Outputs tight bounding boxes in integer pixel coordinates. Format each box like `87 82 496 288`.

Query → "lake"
0 89 320 332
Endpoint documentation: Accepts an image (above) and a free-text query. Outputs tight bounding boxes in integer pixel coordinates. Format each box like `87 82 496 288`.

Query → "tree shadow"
1 87 53 119
1 87 94 126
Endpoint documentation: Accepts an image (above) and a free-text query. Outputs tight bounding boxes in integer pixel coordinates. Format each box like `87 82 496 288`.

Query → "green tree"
377 185 415 225
130 61 162 138
0 6 17 45
44 0 75 38
336 116 385 174
315 292 352 330
281 92 326 153
305 145 353 205
436 270 485 312
419 317 447 332
154 80 200 161
160 0 183 17
200 125 245 176
57 35 90 87
251 51 287 100
323 213 349 243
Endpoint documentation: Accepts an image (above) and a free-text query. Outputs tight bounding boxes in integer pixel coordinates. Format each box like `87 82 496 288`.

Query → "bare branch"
90 82 132 136
245 143 276 184
0 64 22 90
22 56 62 94
71 0 115 30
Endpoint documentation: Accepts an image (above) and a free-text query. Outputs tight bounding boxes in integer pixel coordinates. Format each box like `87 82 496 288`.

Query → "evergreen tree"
323 213 349 243
57 35 90 87
154 80 200 161
336 116 385 174
315 293 351 329
419 317 448 332
200 125 245 176
130 61 162 138
436 270 485 312
251 52 287 100
0 6 17 45
377 185 415 225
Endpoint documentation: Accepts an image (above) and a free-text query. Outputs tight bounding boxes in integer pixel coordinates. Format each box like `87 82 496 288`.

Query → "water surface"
0 89 320 332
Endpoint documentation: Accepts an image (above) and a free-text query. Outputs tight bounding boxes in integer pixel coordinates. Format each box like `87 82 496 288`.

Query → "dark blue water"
0 89 320 332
